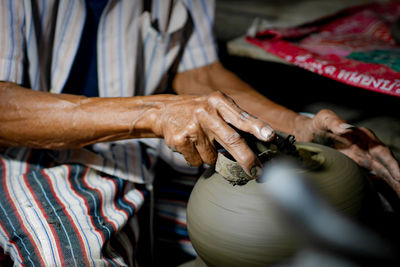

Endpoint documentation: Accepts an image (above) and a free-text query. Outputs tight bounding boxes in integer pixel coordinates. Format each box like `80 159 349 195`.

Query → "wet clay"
187 142 370 267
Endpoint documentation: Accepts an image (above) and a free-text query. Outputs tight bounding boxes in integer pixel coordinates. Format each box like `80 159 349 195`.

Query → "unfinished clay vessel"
187 142 370 267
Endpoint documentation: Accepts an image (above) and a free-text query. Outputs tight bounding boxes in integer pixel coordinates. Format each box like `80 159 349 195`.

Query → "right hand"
151 92 275 177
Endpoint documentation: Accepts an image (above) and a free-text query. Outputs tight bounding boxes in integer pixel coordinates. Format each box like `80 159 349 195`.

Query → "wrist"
125 94 181 138
128 103 161 138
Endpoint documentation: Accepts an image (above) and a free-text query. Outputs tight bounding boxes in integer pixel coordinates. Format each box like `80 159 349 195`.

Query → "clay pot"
187 142 370 267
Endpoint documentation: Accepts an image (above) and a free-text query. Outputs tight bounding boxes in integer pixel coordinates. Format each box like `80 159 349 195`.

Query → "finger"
313 109 353 135
208 92 275 142
370 145 400 182
339 141 400 182
194 130 217 165
370 159 394 184
177 142 203 167
369 159 400 199
338 145 373 170
339 146 397 187
166 134 203 167
356 127 400 181
315 131 352 148
199 110 261 177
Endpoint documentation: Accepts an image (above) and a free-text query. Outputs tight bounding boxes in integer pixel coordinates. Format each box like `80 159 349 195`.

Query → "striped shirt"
0 0 217 265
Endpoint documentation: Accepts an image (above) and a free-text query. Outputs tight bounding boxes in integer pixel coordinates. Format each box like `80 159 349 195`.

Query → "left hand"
293 109 400 198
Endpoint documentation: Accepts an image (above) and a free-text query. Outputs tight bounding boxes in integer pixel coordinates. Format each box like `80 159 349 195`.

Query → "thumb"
314 109 353 135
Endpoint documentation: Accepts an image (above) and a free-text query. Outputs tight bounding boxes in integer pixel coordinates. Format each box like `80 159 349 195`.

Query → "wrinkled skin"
0 83 273 178
2 60 399 198
294 109 400 198
149 92 274 176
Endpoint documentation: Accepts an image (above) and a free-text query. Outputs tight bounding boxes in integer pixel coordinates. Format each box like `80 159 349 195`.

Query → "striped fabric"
0 0 217 265
0 148 144 266
0 0 217 95
153 158 202 261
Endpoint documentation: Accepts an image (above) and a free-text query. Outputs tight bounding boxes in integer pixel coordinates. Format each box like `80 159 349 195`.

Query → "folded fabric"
246 1 400 97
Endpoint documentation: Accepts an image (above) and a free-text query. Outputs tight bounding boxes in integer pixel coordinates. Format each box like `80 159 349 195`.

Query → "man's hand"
294 109 400 197
0 83 274 171
150 92 275 177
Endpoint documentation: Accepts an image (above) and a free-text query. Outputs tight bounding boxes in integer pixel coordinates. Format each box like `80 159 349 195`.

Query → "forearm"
173 62 307 135
0 82 168 149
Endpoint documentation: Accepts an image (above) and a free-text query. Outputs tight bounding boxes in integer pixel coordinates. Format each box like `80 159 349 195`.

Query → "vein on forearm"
0 82 167 149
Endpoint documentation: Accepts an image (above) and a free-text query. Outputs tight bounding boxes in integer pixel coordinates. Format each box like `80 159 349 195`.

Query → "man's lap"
0 148 143 266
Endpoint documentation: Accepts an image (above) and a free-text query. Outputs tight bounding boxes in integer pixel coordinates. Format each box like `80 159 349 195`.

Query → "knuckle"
239 111 253 121
171 134 187 147
223 132 243 147
318 109 331 115
210 91 224 99
194 105 209 117
374 145 390 156
317 109 336 121
208 91 228 105
185 122 201 133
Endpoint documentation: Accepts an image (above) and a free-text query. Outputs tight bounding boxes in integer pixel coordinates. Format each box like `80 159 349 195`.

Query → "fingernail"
339 123 355 129
261 127 274 140
250 166 263 178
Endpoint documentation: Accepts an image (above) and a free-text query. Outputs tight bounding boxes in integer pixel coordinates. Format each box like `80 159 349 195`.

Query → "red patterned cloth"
247 1 400 97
